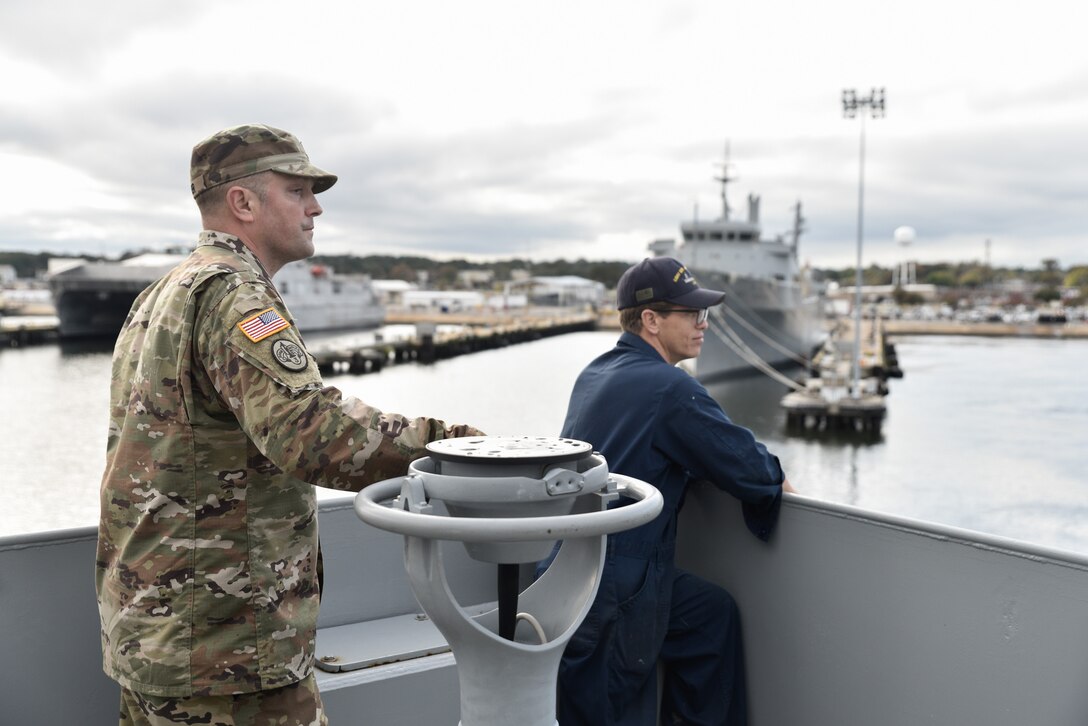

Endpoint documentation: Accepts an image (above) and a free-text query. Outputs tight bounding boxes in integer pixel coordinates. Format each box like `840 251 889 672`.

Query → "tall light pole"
842 87 885 398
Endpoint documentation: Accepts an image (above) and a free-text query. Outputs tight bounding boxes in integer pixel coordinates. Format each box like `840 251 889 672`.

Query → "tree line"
0 250 632 290
821 258 1088 304
307 254 633 289
3 250 1086 301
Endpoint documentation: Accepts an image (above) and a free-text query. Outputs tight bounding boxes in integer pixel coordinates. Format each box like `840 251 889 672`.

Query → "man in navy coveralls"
549 257 794 725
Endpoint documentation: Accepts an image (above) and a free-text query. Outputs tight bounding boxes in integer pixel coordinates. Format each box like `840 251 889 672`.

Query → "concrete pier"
882 319 1088 338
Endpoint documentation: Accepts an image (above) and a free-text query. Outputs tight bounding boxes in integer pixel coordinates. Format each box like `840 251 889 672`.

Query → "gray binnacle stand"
356 436 662 726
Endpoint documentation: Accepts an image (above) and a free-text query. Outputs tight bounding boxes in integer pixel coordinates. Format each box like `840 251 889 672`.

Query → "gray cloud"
1 2 1086 269
0 3 193 73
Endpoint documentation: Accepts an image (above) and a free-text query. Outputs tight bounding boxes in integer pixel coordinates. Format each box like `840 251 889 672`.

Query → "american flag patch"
237 307 291 342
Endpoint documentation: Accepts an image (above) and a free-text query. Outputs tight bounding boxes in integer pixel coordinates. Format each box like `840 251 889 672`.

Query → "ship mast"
790 200 806 254
713 141 736 221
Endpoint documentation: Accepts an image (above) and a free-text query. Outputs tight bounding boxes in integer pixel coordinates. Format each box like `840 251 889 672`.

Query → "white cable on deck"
516 612 548 645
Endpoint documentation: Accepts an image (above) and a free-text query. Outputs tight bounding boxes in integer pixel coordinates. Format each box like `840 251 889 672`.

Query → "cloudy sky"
1 0 1085 269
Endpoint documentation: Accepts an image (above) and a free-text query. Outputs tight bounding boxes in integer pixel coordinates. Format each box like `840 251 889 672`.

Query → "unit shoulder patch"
237 307 291 342
271 338 308 371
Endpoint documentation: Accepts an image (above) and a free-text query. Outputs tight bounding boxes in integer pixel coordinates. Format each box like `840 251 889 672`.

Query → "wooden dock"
385 309 621 330
782 315 1088 435
836 318 903 383
311 311 600 374
781 318 896 435
0 308 605 360
0 316 58 347
781 390 887 434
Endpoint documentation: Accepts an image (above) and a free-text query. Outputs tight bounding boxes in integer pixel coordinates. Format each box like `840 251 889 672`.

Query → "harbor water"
2 330 1087 555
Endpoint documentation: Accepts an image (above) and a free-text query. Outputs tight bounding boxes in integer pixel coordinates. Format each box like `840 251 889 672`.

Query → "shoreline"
881 319 1088 339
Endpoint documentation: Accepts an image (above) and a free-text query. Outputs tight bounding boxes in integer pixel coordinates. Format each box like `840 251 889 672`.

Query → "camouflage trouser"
119 673 328 726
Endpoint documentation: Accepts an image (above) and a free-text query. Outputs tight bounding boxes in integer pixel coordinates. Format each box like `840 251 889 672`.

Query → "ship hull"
49 259 385 339
48 265 177 339
282 290 385 332
52 285 145 339
691 270 823 383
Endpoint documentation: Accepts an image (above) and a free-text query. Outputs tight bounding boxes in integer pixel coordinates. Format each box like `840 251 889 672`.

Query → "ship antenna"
713 141 736 221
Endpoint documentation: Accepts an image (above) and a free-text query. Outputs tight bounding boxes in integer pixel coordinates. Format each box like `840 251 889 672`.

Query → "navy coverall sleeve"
656 375 784 541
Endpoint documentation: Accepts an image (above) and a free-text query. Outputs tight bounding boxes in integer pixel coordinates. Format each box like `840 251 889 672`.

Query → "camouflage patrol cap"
190 123 338 198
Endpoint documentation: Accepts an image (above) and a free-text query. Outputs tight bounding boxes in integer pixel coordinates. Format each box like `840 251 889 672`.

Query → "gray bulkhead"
677 487 1088 725
4 492 1088 724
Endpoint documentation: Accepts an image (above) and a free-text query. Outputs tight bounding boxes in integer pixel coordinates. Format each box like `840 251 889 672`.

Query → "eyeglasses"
650 307 710 325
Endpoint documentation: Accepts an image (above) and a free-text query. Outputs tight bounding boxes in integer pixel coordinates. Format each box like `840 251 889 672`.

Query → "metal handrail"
356 473 662 542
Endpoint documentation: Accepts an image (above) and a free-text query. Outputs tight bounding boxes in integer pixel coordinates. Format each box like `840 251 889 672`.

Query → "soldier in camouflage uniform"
96 124 482 726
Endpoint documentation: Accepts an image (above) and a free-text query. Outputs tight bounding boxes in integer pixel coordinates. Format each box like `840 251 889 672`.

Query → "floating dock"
781 318 895 434
781 388 886 433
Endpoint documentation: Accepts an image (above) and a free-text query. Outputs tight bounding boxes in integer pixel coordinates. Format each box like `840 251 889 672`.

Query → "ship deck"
4 491 1088 724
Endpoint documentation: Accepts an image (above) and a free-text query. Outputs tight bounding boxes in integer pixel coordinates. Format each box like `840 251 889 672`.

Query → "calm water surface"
2 330 1086 554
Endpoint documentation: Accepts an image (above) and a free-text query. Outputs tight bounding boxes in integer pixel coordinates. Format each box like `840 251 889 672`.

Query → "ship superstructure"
650 151 822 382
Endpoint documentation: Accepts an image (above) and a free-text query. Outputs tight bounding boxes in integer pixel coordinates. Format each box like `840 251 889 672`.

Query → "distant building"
0 265 15 285
371 279 417 306
486 292 528 311
829 282 938 303
999 278 1031 295
456 270 494 289
402 289 485 313
528 275 606 307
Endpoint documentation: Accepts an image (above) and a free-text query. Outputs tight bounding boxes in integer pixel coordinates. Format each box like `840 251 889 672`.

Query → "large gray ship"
47 253 384 339
46 253 187 339
650 156 824 382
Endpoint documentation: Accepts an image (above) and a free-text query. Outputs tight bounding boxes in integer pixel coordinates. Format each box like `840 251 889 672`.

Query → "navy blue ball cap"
615 257 726 310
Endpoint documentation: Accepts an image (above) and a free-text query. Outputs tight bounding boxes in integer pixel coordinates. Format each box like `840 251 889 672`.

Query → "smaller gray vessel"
275 261 385 333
